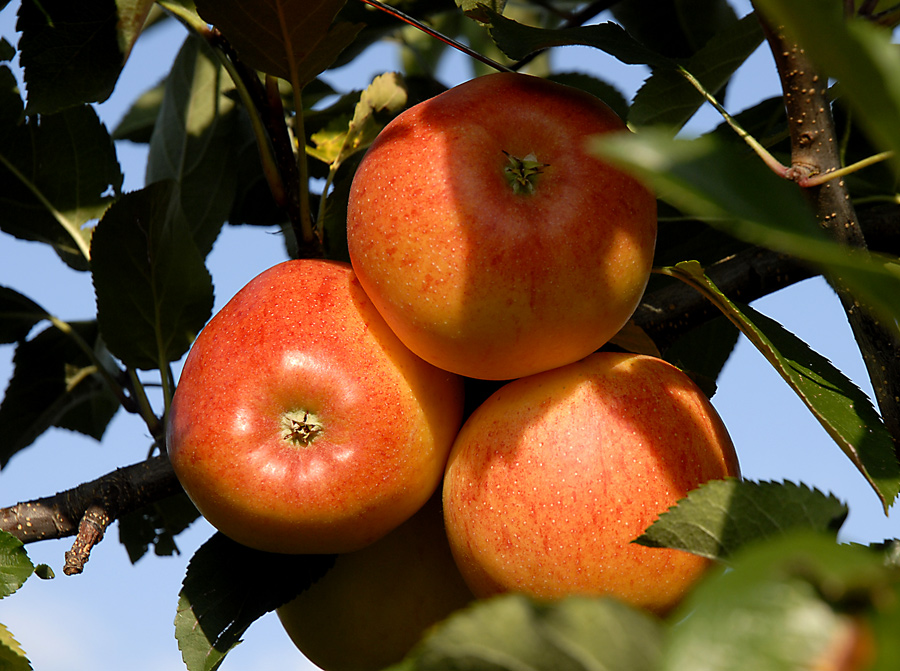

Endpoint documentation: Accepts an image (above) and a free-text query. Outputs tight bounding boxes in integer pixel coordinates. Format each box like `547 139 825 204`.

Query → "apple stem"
503 151 548 195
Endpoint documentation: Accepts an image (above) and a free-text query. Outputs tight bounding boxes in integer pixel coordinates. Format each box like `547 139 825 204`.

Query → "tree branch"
757 14 900 456
0 455 182 574
1 206 896 568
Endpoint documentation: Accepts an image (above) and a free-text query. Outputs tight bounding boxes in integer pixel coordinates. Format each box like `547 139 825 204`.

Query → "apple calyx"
502 151 549 195
282 411 323 446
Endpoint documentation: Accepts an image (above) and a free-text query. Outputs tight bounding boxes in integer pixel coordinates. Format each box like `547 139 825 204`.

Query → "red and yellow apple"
166 259 465 554
442 351 740 614
347 72 657 381
277 492 474 671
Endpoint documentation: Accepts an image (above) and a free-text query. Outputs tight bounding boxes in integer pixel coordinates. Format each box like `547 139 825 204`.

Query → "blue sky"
1 2 898 670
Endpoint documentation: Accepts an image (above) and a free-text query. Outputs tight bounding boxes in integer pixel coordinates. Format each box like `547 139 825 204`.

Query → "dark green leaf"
484 8 674 68
664 531 895 671
0 622 31 671
112 80 165 143
146 36 242 256
660 261 900 510
547 72 629 123
0 103 123 270
118 492 200 563
754 0 900 171
175 533 334 671
629 13 764 128
612 0 738 59
591 131 900 339
0 287 46 344
91 181 214 370
194 0 363 87
395 593 662 671
0 530 34 598
637 480 848 561
16 0 124 114
663 315 739 397
0 322 119 467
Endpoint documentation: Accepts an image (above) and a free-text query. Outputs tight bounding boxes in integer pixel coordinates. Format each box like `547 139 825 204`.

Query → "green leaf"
0 322 119 467
662 315 739 398
117 492 200 563
16 0 124 114
194 0 363 88
637 480 849 561
629 13 764 128
146 36 242 256
754 0 900 172
457 0 506 23
660 261 900 510
664 531 896 671
307 71 408 167
91 182 214 370
547 72 629 123
112 79 165 143
612 0 738 59
0 622 31 671
0 103 123 269
114 0 156 60
484 8 674 68
591 130 900 338
0 287 46 344
395 593 662 671
0 530 34 599
175 533 335 671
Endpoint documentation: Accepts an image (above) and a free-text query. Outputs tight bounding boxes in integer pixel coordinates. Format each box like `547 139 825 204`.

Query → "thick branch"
0 455 181 573
759 16 900 454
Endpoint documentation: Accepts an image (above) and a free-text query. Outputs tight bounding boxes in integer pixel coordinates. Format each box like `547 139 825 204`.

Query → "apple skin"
277 492 474 671
347 72 657 381
166 259 465 554
442 351 740 614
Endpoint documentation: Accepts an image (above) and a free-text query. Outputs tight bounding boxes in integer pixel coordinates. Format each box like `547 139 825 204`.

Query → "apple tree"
2 0 900 669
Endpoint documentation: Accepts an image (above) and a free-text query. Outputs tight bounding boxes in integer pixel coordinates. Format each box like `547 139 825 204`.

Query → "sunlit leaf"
146 36 241 256
664 531 894 671
0 531 34 599
112 80 165 143
175 533 334 671
307 72 407 167
0 622 31 671
91 182 213 370
637 479 848 560
394 593 662 671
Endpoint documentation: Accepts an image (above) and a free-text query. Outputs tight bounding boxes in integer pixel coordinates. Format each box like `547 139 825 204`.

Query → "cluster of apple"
167 73 740 671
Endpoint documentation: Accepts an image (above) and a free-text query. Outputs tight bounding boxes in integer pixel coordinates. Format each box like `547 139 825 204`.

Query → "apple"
347 71 657 381
442 351 740 614
277 492 474 671
166 259 465 554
